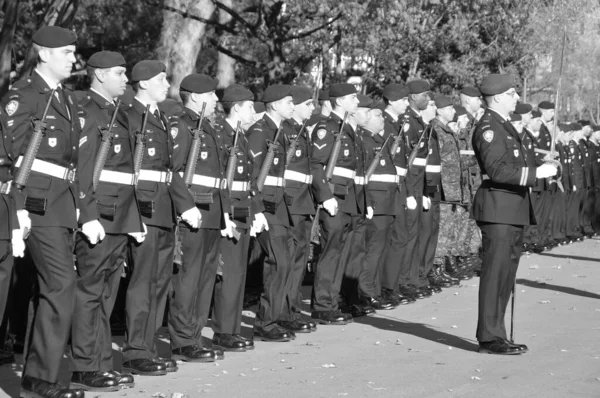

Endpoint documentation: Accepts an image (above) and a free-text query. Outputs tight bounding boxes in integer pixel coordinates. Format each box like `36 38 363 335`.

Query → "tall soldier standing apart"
70 51 143 392
472 74 558 355
2 26 85 398
168 74 234 362
122 61 200 376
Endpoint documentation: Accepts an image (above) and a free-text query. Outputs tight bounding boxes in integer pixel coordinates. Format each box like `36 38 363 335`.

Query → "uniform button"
72 146 76 150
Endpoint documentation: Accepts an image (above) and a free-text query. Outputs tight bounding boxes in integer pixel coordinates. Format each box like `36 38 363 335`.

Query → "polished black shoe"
398 284 424 299
339 310 353 322
428 269 454 288
478 339 522 355
22 375 85 398
155 357 178 372
234 334 255 350
213 333 247 352
254 325 293 342
0 348 14 365
341 304 372 318
311 310 348 325
103 370 135 389
122 358 167 376
422 284 442 294
278 320 312 333
70 371 120 392
382 289 413 305
445 260 473 281
306 320 318 331
410 284 432 297
212 347 225 360
171 345 215 363
504 339 529 353
365 296 394 310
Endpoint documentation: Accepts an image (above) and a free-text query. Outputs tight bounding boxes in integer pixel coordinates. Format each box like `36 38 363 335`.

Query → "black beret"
221 84 254 102
592 125 600 132
382 83 409 101
578 119 591 126
510 114 522 122
329 83 356 98
33 26 77 48
434 95 453 109
427 92 435 100
531 110 542 118
318 89 330 101
87 51 126 69
369 100 385 111
291 86 313 105
460 86 481 97
561 123 572 133
571 123 583 130
131 60 166 82
479 74 515 96
180 74 218 94
538 101 555 110
514 103 533 115
407 80 430 94
357 94 373 108
307 113 323 126
454 105 468 117
253 102 265 113
262 84 292 103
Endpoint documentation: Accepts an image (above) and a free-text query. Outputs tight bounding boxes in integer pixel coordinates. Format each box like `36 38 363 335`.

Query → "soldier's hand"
536 164 558 179
250 212 269 236
128 223 147 243
322 198 338 216
11 230 25 258
181 207 202 229
221 213 236 239
366 206 374 220
81 220 106 245
406 196 417 210
16 210 31 239
422 196 431 210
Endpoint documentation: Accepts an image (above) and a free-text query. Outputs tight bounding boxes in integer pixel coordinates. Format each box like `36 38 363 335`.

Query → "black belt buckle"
138 200 154 218
262 199 277 213
192 191 214 205
24 195 47 214
232 205 250 221
97 201 117 220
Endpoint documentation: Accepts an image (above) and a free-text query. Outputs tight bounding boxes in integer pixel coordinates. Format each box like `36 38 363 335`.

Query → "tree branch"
162 5 236 34
208 37 258 66
212 0 257 35
283 11 343 41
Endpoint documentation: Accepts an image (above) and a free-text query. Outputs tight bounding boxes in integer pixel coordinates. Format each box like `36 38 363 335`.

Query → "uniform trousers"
71 234 127 372
255 223 293 330
594 188 600 232
340 216 367 306
551 191 567 242
381 206 408 291
566 191 583 238
417 199 440 287
169 227 220 349
403 195 425 286
476 222 523 342
583 188 595 235
0 240 13 340
23 227 75 383
364 215 393 297
212 230 250 335
123 225 174 362
280 214 312 322
523 192 542 245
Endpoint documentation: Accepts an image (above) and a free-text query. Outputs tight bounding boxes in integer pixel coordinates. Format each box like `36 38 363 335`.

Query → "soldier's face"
42 45 76 81
237 101 255 129
421 101 436 123
338 94 359 115
194 91 218 117
466 96 482 113
275 96 295 119
295 100 315 121
457 114 470 129
391 98 409 115
498 88 519 112
98 66 128 99
412 92 429 111
530 118 542 133
366 109 384 133
144 72 170 103
354 107 369 127
521 112 532 126
448 122 458 133
437 106 455 124
511 121 523 134
541 109 554 122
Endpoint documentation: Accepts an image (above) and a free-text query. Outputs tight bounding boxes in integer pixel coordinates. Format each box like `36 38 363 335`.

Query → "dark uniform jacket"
578 140 593 189
362 128 396 215
557 143 571 191
247 114 291 226
435 119 466 203
425 119 443 201
310 111 362 215
3 71 80 228
471 109 537 226
283 118 315 216
214 118 264 229
77 90 143 234
383 110 411 208
523 128 545 192
538 122 553 151
172 107 230 230
589 141 600 188
569 140 585 191
404 106 428 198
126 98 194 229
0 112 18 239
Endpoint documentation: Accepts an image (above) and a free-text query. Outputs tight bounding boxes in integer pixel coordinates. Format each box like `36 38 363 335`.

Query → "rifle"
132 105 150 187
183 103 206 187
256 125 283 192
92 100 121 191
14 89 55 190
406 123 432 174
389 115 410 160
364 132 393 183
285 119 308 168
224 121 242 242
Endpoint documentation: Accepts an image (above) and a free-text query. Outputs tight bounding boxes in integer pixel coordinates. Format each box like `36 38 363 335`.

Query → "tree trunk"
0 0 19 97
215 0 235 88
155 0 215 99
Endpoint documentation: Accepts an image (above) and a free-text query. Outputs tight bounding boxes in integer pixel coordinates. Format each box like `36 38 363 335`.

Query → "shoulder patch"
5 100 18 116
171 127 178 139
403 123 410 132
79 117 85 129
483 130 494 143
317 129 327 140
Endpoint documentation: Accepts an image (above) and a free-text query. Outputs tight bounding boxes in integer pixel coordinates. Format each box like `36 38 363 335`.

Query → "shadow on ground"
517 278 600 300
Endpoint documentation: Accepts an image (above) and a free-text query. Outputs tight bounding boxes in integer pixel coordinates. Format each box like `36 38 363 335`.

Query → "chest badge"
201 151 208 160
483 130 494 142
48 137 57 147
514 149 519 157
170 127 178 139
380 159 386 166
296 149 301 157
274 158 279 165
79 117 85 129
237 166 244 174
148 148 155 157
5 100 18 116
114 144 121 154
344 149 349 156
317 129 327 140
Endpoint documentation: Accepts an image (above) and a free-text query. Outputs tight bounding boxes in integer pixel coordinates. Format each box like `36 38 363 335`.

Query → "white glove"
406 196 417 210
181 207 202 229
221 213 236 239
76 208 80 222
81 220 106 245
422 196 431 210
250 212 269 237
536 164 558 179
16 210 31 239
366 206 374 220
573 186 577 192
11 230 25 258
322 197 338 216
128 223 147 243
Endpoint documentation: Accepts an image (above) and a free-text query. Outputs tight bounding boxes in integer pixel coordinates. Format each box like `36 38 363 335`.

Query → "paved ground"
1 238 600 398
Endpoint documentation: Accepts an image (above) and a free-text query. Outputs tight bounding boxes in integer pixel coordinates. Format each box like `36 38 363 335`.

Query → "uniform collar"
265 113 282 128
384 109 398 122
89 88 115 107
487 107 509 121
134 96 159 114
34 69 62 90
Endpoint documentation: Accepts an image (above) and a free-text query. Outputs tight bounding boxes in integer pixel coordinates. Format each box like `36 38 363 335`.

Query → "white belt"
395 166 408 177
460 150 475 156
264 176 284 187
16 157 76 182
284 170 313 184
230 181 249 191
333 166 356 179
369 174 400 184
177 172 221 188
99 170 135 185
354 176 365 185
139 169 172 183
482 174 490 180
412 157 427 166
0 180 12 195
426 165 441 173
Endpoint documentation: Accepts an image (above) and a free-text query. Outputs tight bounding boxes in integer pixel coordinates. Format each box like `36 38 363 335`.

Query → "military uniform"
578 139 595 236
567 139 585 239
589 139 600 232
521 128 546 250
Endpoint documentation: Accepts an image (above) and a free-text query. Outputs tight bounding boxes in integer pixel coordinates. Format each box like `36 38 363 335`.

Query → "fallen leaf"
395 339 404 345
151 394 166 398
222 370 228 374
322 364 337 368
252 368 259 371
280 359 286 363
561 349 568 352
170 394 188 398
374 341 381 345
454 292 459 295
239 373 246 377
471 376 481 380
431 317 437 320
451 325 458 329
529 265 539 269
539 300 551 304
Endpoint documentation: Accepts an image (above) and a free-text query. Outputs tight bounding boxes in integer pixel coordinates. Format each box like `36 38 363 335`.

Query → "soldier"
211 84 267 351
2 26 85 397
459 87 484 196
380 83 414 306
168 74 235 362
247 84 295 342
472 74 557 354
279 86 318 332
309 83 360 324
577 125 595 238
70 51 143 391
589 126 600 233
121 61 200 375
553 124 569 244
318 89 332 120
